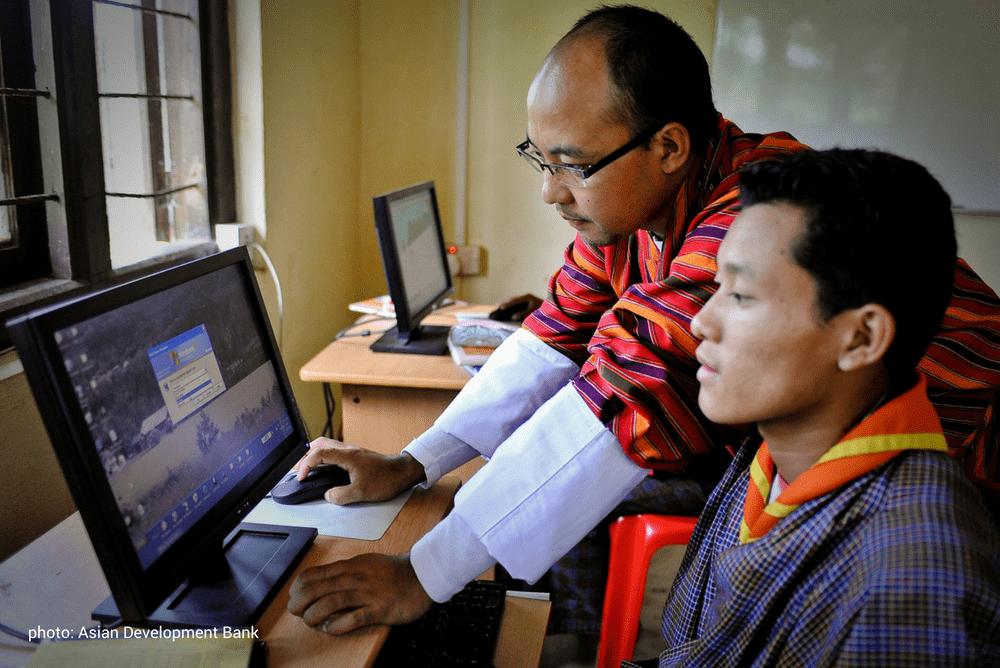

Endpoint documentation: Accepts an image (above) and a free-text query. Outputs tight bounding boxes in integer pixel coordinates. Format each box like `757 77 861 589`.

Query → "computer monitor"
369 180 455 355
6 247 316 629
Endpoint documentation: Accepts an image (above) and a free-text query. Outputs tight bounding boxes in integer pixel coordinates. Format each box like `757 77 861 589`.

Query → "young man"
287 7 1000 638
643 149 1000 666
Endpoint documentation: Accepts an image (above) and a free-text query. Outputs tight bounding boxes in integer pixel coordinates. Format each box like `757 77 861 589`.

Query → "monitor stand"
92 522 316 629
370 324 451 355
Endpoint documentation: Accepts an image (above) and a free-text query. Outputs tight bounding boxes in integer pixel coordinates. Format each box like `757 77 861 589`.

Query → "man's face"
525 38 676 246
690 203 849 431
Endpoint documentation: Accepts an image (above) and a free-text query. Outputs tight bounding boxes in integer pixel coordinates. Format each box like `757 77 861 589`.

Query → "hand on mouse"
288 552 432 635
295 438 426 505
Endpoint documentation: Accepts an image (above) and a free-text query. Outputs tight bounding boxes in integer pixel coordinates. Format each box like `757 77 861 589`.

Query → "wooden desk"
300 304 493 481
0 478 549 668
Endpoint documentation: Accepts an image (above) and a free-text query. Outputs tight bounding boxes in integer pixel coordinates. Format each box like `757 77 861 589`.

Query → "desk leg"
322 382 337 438
340 383 485 482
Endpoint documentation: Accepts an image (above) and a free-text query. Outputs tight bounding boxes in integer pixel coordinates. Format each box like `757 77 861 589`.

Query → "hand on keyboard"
287 552 433 634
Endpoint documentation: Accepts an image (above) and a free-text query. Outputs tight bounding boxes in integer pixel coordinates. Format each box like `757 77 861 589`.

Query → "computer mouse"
270 464 351 505
489 299 532 322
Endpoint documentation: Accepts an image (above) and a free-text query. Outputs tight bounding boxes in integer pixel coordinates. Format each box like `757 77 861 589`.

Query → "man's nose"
690 297 718 342
540 169 572 206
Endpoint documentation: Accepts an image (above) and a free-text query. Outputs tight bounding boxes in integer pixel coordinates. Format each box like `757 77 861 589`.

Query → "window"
0 0 51 286
95 0 212 268
0 0 234 350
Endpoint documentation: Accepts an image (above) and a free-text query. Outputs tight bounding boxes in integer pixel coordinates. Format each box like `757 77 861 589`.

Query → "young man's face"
524 37 679 246
690 202 850 431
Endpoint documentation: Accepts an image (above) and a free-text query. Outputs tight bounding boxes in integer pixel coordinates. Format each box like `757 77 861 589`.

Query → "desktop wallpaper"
54 265 287 554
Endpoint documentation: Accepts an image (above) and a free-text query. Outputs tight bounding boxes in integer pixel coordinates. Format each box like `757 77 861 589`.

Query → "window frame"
0 0 235 352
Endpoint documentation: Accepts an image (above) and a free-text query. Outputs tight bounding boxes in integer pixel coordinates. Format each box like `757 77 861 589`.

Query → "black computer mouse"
270 464 351 505
489 299 532 322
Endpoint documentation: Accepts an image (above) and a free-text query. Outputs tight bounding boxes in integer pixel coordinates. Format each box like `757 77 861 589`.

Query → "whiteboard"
711 0 1000 211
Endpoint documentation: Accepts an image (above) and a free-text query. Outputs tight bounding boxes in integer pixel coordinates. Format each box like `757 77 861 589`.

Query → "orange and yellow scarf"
740 375 948 544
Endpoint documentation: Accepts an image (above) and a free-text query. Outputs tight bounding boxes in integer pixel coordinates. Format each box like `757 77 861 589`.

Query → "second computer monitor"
370 181 454 355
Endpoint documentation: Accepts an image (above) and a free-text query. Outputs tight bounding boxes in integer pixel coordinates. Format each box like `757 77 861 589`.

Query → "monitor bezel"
371 180 454 341
6 247 311 625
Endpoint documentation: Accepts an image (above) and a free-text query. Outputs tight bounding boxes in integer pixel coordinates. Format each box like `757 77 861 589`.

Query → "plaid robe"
523 116 1000 485
655 406 1000 666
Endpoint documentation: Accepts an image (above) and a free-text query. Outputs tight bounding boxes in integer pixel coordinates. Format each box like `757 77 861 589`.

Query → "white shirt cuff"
404 424 480 488
410 511 496 602
411 384 649 598
455 384 648 581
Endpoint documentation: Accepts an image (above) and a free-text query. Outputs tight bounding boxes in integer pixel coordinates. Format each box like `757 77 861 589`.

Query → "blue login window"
147 325 226 425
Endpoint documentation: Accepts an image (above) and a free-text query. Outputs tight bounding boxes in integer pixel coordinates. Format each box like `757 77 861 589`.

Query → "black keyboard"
374 580 506 667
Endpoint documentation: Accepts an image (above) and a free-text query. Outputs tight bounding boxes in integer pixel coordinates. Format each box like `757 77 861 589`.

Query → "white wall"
956 214 1000 293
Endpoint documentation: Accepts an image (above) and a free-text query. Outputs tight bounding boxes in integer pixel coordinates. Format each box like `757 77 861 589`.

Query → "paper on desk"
245 487 414 540
26 637 253 668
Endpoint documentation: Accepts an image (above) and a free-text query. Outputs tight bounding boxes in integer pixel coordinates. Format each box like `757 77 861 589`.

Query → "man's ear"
655 122 691 175
837 304 895 372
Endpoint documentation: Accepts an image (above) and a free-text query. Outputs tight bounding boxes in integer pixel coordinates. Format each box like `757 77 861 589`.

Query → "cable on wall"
249 242 283 351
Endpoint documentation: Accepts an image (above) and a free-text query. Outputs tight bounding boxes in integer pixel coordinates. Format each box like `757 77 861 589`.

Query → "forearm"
404 328 579 485
410 383 648 600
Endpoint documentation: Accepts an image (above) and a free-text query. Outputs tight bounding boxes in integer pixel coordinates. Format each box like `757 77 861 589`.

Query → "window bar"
98 93 194 101
0 193 60 207
0 88 51 98
140 0 170 242
92 0 193 22
104 182 198 199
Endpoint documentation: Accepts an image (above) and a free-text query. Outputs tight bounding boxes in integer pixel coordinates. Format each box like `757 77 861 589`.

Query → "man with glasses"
287 5 1000 650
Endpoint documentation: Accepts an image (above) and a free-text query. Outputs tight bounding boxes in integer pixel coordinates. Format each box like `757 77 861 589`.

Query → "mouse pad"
245 486 415 541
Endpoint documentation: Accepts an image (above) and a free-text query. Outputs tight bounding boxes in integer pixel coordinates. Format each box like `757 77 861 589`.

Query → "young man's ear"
656 122 691 174
837 304 895 372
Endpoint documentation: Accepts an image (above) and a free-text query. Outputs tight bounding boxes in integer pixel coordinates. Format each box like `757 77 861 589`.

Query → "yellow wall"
357 0 460 300
257 0 361 440
461 0 718 305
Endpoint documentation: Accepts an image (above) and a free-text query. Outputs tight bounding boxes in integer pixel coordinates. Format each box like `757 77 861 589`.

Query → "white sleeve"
403 328 580 486
409 383 649 602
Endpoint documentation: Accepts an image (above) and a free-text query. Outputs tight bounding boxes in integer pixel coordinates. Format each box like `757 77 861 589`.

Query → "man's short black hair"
738 148 957 387
560 4 718 155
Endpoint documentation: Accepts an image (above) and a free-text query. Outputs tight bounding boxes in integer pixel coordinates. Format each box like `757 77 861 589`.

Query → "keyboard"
374 580 507 667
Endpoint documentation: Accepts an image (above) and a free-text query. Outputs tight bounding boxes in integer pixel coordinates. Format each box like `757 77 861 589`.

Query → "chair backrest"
598 514 698 668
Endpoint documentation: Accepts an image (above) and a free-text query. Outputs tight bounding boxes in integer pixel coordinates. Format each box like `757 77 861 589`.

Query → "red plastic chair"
598 514 698 668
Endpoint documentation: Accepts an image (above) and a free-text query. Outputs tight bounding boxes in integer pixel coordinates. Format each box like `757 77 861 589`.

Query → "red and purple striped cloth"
524 116 1000 491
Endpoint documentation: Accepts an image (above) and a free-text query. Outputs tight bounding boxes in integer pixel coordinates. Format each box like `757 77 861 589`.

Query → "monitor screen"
370 181 454 355
6 248 315 629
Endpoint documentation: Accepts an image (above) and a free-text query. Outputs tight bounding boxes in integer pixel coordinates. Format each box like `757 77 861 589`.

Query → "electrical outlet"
447 244 483 277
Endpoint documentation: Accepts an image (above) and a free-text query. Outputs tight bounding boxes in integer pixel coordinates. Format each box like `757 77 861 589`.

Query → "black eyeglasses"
515 124 662 188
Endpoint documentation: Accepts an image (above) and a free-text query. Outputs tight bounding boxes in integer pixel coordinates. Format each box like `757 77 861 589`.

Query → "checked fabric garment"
651 377 1000 667
740 376 948 544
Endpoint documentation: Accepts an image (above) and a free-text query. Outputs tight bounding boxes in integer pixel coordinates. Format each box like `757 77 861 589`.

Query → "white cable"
249 242 284 351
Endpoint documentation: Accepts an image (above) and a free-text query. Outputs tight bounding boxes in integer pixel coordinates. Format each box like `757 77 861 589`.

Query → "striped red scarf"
740 375 948 544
